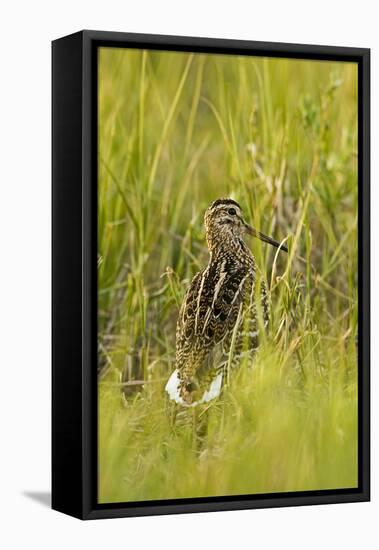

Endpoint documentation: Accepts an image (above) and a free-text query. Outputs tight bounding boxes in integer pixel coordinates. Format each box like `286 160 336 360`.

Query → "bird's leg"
191 406 198 449
169 401 178 429
192 406 210 453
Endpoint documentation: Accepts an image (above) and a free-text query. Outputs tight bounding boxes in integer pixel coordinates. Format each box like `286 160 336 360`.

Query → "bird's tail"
165 369 223 407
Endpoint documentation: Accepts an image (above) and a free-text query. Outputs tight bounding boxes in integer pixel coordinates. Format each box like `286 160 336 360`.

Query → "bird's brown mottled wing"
175 271 203 373
175 263 253 382
199 262 253 349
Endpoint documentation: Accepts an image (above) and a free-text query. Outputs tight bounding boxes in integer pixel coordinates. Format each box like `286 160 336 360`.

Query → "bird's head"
204 198 288 253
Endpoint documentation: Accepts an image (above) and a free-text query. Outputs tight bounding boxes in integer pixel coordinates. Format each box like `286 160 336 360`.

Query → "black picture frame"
52 30 370 520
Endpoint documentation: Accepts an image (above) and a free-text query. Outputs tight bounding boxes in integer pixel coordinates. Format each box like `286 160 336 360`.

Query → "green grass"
97 47 358 503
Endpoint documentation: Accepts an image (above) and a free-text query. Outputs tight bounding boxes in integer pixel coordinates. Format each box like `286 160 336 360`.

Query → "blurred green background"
97 47 358 503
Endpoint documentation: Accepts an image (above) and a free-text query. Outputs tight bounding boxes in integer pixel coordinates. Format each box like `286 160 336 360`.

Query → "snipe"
166 198 288 406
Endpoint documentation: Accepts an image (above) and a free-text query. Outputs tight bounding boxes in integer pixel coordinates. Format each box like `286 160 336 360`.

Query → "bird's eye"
228 208 237 216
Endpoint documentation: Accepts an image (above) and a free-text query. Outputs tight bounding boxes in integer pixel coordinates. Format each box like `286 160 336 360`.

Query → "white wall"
0 1 376 548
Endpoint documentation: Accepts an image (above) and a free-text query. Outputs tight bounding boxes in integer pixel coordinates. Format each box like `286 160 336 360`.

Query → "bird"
165 198 288 407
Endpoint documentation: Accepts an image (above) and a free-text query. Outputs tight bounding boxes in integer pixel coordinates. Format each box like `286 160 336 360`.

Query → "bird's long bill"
244 223 288 253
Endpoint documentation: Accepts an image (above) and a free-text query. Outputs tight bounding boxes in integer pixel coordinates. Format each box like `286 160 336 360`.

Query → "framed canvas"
52 30 370 520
